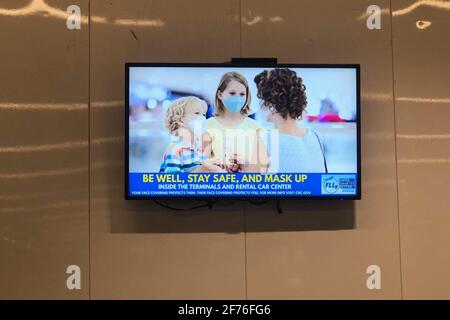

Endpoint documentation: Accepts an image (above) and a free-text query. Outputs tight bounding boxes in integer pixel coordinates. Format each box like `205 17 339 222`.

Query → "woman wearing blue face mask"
204 72 270 173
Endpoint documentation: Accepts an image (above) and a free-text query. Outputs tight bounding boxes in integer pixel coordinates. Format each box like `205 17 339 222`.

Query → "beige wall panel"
0 0 89 299
392 0 450 299
90 0 246 299
240 0 402 299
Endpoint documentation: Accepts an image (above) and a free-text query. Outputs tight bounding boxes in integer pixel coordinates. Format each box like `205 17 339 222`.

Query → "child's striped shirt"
159 137 205 173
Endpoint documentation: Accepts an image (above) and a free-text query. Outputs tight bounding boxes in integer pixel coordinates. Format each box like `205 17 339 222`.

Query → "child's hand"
201 157 227 172
225 153 246 173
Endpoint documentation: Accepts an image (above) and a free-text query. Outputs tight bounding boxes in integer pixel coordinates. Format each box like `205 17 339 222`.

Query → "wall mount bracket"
229 57 278 66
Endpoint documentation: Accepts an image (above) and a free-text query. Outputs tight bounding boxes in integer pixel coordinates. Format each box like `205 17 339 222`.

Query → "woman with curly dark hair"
254 68 327 173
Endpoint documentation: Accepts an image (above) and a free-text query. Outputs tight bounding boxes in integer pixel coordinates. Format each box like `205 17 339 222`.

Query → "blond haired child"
160 96 225 173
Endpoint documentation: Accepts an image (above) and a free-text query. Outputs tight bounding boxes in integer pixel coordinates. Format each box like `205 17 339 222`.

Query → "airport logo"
321 175 356 195
323 176 339 193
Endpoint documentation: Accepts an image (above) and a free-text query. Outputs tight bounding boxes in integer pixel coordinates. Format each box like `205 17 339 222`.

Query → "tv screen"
125 63 360 199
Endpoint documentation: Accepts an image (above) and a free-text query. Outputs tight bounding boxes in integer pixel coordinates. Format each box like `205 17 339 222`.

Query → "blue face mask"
223 96 245 113
186 116 206 137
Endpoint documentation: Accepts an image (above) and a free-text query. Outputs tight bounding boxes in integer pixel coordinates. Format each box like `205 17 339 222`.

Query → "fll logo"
323 176 339 193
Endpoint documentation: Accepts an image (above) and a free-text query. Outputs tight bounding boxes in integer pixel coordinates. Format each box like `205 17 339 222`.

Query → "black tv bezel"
125 62 361 201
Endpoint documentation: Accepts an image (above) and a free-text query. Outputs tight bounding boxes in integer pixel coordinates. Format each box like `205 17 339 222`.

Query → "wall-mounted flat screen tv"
125 63 360 200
